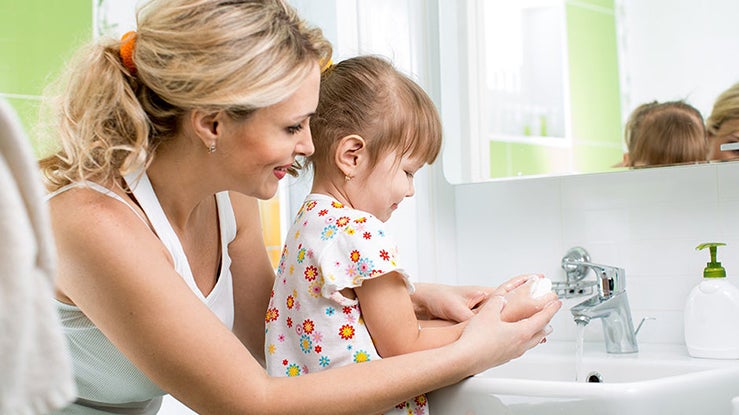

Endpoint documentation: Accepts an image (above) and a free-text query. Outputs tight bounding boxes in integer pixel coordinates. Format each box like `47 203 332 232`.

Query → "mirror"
439 0 739 183
97 0 739 184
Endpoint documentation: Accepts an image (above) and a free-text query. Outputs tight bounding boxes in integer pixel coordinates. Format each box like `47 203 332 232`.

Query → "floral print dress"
264 194 429 415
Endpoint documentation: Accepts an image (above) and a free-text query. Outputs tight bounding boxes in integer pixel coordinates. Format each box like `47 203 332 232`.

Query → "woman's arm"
354 272 466 356
50 189 560 415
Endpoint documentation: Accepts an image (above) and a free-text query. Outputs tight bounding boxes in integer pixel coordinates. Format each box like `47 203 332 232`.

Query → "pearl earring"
208 143 216 153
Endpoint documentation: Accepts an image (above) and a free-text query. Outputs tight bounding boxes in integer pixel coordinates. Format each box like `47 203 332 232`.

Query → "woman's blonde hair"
39 0 331 190
624 100 707 167
706 82 739 136
308 55 442 174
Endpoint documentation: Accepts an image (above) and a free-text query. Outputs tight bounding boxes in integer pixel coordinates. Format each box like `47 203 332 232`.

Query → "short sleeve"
317 215 415 306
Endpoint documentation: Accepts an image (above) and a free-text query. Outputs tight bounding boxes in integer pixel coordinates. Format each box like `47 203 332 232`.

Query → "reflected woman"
706 82 739 161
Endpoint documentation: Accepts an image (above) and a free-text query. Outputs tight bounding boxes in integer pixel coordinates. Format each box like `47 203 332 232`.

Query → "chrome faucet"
563 258 639 354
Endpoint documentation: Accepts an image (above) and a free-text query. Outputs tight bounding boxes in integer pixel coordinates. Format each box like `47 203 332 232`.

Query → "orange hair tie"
120 31 137 74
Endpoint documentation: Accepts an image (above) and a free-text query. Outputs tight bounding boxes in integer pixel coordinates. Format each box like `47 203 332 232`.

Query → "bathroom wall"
7 2 738 413
442 161 739 346
0 1 91 153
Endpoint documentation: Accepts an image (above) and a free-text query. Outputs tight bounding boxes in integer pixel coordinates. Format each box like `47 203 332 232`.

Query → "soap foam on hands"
527 275 553 299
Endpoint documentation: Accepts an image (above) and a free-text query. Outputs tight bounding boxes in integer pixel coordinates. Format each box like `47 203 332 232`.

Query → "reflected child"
622 100 707 168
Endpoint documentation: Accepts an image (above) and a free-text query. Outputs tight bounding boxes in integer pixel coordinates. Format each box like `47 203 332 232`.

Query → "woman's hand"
456 295 561 374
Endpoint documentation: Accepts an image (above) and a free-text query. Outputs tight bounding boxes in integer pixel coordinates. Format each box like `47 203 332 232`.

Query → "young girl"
264 56 556 414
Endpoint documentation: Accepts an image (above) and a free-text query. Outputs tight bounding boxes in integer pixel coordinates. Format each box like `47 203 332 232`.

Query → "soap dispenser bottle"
684 242 739 359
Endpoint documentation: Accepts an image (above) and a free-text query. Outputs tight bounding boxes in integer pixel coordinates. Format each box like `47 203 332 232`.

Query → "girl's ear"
335 134 366 177
190 110 223 151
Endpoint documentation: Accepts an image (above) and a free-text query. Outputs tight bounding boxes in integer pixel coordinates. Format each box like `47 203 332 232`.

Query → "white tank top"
48 171 236 414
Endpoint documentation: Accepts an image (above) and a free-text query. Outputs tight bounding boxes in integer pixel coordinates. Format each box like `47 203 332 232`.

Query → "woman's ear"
190 110 222 152
335 134 366 177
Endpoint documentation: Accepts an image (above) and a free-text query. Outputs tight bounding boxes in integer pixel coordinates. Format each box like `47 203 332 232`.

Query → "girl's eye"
287 123 304 135
405 171 414 178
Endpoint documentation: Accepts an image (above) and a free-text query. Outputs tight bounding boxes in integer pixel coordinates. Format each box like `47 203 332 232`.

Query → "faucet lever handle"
634 316 656 336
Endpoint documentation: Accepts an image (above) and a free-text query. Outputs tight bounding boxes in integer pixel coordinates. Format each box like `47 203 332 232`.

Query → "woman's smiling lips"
274 164 292 180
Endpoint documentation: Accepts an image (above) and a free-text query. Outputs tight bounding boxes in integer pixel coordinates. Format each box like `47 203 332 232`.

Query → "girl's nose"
406 179 415 197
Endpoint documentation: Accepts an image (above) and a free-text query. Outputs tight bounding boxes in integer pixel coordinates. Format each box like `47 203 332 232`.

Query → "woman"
707 82 739 161
40 0 560 413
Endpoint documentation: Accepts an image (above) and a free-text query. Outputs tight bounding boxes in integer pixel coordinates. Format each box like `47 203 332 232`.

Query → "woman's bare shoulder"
48 183 169 275
49 183 174 304
48 183 147 231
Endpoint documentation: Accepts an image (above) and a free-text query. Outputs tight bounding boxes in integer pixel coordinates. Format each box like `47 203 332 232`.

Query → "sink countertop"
429 340 739 415
518 340 739 367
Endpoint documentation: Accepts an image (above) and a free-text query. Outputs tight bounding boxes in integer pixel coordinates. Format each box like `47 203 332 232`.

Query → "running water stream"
574 321 587 382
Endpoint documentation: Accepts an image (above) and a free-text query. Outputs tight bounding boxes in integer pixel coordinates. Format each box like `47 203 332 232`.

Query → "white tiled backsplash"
452 162 739 346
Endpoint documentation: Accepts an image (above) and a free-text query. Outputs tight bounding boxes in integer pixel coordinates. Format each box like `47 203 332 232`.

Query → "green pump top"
696 242 727 278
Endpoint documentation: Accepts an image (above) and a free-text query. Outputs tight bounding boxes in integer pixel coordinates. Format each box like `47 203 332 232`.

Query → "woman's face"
219 64 320 199
708 118 739 161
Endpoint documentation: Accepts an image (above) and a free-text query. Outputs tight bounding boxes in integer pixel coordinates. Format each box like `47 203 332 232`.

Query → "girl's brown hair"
625 100 707 167
308 55 442 174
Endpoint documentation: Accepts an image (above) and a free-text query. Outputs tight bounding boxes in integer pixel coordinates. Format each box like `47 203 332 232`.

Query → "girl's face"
218 64 320 199
708 118 739 161
350 150 425 222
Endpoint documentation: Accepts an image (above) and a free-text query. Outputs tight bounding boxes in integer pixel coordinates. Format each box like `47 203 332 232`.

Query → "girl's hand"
501 275 558 322
412 274 556 323
412 283 492 322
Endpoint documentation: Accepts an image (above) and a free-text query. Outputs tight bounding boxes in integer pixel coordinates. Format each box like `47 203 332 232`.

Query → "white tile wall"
452 162 739 347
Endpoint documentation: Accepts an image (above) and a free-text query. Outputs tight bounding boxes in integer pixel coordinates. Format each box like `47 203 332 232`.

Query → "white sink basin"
428 341 739 414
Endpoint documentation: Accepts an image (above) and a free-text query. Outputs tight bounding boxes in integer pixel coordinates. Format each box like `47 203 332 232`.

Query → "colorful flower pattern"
264 194 425 414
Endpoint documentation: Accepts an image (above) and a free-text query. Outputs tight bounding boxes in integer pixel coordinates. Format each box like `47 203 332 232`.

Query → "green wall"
566 0 623 173
0 1 92 153
490 0 623 178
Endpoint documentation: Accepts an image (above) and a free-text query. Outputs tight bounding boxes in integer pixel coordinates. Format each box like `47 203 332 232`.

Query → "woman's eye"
405 171 414 178
287 123 304 135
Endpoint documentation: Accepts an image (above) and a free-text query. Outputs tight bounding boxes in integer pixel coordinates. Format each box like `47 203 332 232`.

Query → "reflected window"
440 0 624 183
481 1 567 141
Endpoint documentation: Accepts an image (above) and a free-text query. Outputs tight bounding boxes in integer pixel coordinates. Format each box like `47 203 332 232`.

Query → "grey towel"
0 98 76 414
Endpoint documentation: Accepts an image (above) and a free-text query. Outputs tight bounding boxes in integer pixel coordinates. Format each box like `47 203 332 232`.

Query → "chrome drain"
586 371 604 383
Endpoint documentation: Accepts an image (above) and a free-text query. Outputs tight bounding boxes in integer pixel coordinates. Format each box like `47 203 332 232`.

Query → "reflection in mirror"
707 83 739 163
622 100 706 168
440 0 739 183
